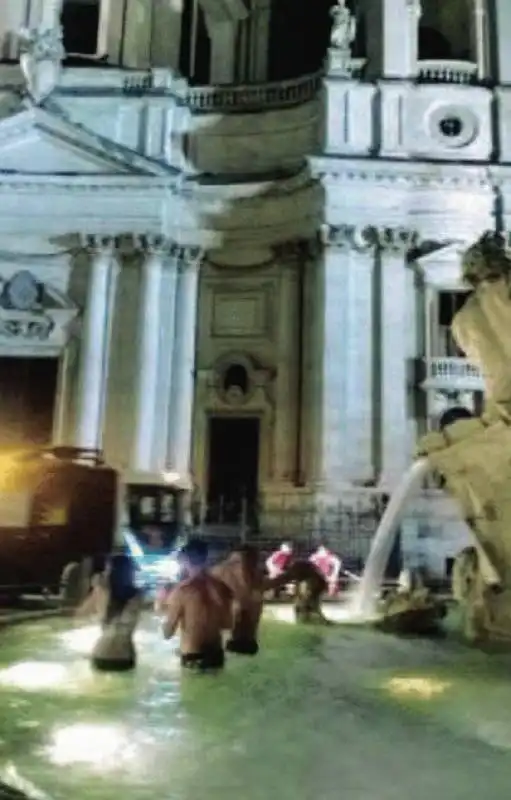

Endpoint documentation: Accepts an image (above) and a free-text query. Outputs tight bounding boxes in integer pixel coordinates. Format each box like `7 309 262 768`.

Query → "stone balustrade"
54 66 323 113
180 71 323 113
422 357 484 391
416 59 479 85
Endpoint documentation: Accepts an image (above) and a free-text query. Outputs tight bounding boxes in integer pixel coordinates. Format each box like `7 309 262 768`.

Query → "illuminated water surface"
1 611 511 799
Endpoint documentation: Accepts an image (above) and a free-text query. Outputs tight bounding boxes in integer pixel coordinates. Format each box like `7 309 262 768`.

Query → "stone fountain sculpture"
416 232 511 642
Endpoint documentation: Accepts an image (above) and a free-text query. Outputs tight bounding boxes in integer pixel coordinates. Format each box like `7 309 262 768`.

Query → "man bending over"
161 538 233 672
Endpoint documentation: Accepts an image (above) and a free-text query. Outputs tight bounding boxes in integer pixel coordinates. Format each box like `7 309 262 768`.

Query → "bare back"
211 554 264 641
162 573 233 655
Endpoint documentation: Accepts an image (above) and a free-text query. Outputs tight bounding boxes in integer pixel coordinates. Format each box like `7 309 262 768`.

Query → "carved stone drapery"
19 24 64 104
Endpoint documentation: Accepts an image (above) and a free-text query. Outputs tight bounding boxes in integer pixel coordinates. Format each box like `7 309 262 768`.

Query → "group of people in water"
76 538 344 674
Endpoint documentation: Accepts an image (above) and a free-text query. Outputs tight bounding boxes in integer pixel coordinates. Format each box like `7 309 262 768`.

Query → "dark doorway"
207 416 260 524
62 0 100 56
0 358 58 449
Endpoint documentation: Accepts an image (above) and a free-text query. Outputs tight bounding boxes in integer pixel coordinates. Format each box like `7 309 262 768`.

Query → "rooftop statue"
416 232 511 642
19 25 64 105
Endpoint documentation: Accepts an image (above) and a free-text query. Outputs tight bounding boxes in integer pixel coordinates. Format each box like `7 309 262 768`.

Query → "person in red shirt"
309 545 342 596
265 542 293 580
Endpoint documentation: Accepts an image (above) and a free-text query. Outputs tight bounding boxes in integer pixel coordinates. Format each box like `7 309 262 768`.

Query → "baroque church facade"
0 0 506 529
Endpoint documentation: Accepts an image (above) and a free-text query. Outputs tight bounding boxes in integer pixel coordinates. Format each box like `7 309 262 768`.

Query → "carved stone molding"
136 234 168 255
82 234 118 255
321 224 375 252
313 158 494 191
365 226 419 253
0 312 54 341
322 224 419 254
169 243 203 272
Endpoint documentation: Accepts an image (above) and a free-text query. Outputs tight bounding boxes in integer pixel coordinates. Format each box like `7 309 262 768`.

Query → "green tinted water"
1 611 511 800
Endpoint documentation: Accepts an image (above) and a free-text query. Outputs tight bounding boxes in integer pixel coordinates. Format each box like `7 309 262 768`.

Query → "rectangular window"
437 291 469 357
62 0 101 57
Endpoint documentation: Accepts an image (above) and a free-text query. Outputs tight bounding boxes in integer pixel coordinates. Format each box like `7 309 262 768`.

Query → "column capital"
82 234 118 255
321 224 375 253
136 234 169 256
366 226 419 254
405 0 422 17
169 242 203 272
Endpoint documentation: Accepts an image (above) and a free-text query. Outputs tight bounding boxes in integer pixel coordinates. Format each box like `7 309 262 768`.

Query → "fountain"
352 459 430 619
351 232 511 642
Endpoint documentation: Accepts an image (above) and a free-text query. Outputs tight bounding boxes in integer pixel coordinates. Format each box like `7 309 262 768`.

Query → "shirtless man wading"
210 545 264 655
161 538 233 672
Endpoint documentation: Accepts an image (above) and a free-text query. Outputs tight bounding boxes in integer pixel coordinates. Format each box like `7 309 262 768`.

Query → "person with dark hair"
210 545 264 656
161 538 233 672
266 559 330 624
89 553 143 672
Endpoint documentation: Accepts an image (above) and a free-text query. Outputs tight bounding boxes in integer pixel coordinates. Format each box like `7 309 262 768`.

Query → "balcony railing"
421 357 484 391
180 71 324 113
416 59 478 84
56 67 324 112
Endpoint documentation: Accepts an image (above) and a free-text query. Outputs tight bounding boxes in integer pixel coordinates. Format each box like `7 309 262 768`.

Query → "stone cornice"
311 157 502 190
0 166 314 198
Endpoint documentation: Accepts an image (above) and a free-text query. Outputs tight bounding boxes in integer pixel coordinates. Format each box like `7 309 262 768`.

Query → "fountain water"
347 459 430 620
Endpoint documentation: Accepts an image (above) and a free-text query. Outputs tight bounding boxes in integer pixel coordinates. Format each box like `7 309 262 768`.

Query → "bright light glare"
0 662 68 690
153 556 180 581
60 625 163 655
385 676 451 699
46 723 137 769
162 470 181 484
122 528 144 559
60 625 101 654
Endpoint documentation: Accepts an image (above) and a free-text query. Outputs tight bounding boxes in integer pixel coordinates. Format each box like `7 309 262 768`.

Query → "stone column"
121 0 153 68
74 236 119 452
0 0 31 58
376 227 417 488
314 225 376 488
151 0 184 70
38 0 63 29
380 0 421 77
272 243 300 483
166 246 202 480
52 337 77 445
494 0 511 82
131 236 167 472
247 1 271 81
208 19 238 83
473 0 487 80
